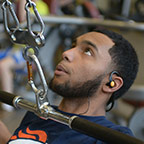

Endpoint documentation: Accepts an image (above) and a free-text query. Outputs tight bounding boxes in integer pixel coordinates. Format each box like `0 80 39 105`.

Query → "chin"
49 77 65 90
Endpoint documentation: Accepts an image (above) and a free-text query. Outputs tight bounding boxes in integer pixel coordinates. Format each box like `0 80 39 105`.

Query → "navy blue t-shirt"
8 107 133 144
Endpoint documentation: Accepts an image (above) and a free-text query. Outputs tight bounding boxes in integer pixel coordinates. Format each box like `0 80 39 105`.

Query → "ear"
102 75 123 93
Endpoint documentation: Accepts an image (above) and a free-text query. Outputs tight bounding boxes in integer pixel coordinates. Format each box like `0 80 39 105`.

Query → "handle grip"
70 116 144 144
0 91 17 106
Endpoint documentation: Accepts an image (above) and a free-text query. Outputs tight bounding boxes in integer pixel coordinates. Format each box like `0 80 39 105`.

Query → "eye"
84 48 92 56
71 42 76 48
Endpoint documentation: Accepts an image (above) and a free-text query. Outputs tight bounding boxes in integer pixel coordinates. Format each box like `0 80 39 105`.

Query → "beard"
49 74 104 99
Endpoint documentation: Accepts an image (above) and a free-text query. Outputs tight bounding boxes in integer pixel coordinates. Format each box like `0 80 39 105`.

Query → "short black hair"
93 29 139 103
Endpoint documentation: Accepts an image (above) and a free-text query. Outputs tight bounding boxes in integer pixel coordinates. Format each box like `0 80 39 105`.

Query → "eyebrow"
81 40 98 51
72 39 98 52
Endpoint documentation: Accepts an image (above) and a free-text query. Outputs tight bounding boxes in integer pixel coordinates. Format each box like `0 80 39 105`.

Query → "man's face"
49 32 114 98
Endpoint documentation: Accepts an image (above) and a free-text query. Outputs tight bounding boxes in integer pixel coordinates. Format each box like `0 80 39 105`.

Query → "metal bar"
14 96 37 112
13 96 144 144
43 106 70 125
14 96 70 125
121 0 131 17
41 15 144 31
0 90 144 144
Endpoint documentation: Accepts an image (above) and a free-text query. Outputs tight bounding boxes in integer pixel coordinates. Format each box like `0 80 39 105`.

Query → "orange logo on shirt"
10 127 47 143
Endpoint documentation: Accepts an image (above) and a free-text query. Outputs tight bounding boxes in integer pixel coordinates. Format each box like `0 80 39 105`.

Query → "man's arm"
0 120 11 144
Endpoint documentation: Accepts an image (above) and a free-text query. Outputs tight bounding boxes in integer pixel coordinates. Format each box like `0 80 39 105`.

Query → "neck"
58 94 108 116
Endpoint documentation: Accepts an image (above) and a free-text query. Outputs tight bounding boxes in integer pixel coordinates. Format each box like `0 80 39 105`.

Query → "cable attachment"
25 0 45 47
23 46 39 62
23 46 49 114
1 0 45 47
1 0 20 42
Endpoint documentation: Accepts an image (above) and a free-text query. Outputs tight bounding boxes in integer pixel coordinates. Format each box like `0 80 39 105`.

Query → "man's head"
49 29 139 110
94 29 139 104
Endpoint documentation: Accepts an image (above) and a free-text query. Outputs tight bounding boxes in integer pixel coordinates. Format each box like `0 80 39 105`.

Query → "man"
0 120 11 144
8 29 139 143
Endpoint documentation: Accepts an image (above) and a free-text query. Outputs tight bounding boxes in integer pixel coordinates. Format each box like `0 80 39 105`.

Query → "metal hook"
1 0 45 47
23 46 49 112
1 0 20 41
25 0 45 46
1 0 48 113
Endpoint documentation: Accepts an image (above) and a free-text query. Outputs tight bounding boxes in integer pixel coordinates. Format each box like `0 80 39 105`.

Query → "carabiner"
25 0 45 46
23 46 49 112
1 0 20 41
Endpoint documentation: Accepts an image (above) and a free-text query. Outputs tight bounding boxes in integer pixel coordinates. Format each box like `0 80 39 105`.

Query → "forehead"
77 31 115 51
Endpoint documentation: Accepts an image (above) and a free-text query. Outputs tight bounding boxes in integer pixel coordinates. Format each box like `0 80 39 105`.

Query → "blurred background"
0 0 144 141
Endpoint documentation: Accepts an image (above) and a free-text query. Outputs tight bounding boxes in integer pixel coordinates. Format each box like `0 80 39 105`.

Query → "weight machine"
0 0 144 143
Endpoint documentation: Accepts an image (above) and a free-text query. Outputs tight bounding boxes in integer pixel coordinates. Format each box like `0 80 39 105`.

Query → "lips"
55 64 68 75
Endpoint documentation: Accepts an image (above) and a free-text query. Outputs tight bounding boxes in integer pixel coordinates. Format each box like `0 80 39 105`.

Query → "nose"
62 48 75 62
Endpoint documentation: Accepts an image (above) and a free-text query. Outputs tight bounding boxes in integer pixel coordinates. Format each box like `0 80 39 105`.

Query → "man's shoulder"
86 116 134 136
110 124 134 136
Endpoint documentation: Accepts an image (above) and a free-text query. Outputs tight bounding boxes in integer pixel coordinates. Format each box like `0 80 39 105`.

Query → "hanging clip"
23 46 49 114
25 0 45 47
1 0 20 42
1 0 45 47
